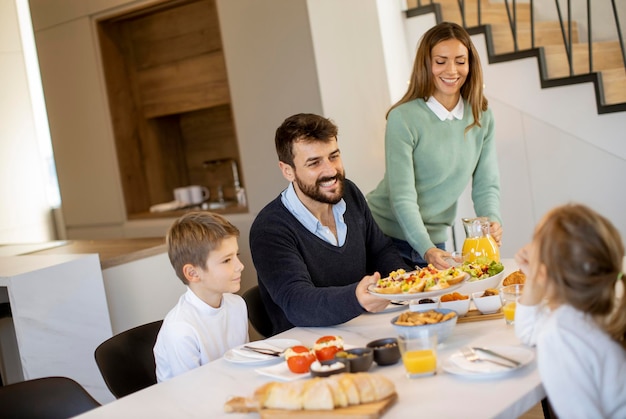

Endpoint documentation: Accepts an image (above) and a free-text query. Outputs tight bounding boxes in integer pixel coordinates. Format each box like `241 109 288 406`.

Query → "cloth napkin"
149 200 187 213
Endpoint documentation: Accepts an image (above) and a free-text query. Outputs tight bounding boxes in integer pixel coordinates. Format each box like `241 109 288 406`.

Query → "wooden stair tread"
542 41 624 74
409 0 626 108
601 69 626 105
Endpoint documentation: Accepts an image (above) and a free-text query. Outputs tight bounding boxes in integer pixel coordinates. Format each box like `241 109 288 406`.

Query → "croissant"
503 270 526 286
224 372 396 412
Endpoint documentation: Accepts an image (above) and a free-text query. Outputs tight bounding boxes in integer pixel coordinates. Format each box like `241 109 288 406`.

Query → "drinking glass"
500 284 524 325
398 332 438 378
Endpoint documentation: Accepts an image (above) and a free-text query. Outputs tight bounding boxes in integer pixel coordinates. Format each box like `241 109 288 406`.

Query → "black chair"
242 285 274 338
94 320 163 398
0 301 11 386
0 376 100 418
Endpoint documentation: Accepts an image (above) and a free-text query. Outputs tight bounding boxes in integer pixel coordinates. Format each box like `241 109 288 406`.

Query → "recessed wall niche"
97 0 246 218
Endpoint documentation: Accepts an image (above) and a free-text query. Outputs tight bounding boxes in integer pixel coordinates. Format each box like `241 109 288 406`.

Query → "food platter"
368 278 468 301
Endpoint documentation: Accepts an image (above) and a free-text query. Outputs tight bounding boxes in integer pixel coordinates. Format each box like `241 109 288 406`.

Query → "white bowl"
391 308 458 343
409 297 439 312
439 298 471 317
471 291 503 314
456 271 504 295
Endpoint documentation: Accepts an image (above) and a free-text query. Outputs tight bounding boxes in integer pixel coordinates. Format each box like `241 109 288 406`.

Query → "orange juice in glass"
403 349 437 374
502 302 516 323
398 334 437 377
500 284 523 325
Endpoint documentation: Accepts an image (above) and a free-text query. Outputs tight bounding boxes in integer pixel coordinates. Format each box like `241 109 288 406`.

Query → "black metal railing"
410 0 625 88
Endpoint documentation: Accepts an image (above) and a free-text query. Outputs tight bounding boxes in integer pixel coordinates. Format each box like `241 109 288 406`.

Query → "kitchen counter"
1 238 181 336
3 238 166 270
0 254 113 403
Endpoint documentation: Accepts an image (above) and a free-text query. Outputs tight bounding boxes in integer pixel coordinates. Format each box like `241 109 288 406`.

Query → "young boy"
154 211 248 382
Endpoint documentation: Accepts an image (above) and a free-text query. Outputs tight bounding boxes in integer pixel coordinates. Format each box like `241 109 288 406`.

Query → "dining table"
75 259 545 418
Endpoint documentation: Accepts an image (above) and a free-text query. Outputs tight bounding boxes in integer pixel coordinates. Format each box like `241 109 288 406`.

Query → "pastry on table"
224 372 396 413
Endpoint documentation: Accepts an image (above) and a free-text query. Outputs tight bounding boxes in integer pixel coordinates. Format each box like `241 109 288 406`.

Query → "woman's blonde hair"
534 203 626 346
388 22 487 132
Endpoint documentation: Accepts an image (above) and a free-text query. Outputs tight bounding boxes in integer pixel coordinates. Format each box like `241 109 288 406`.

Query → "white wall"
0 0 55 243
306 0 392 194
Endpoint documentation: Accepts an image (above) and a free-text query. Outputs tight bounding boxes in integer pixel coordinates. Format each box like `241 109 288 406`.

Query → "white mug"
188 185 210 204
174 186 210 205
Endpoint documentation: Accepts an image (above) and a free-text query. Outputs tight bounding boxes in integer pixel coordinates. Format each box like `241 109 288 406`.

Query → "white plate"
442 345 535 379
367 300 409 314
254 343 356 380
255 361 310 382
368 278 467 301
223 338 301 366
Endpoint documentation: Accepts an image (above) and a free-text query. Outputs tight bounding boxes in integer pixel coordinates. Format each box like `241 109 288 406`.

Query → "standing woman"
367 22 502 269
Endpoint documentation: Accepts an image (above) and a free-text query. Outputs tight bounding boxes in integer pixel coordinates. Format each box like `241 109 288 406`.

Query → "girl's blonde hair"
534 203 626 346
388 21 487 133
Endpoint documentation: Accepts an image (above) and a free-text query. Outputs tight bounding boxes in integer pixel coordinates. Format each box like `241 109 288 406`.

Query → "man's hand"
356 272 390 313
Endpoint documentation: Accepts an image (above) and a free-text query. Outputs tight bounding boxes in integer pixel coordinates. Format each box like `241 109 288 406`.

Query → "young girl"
367 22 502 270
515 203 626 418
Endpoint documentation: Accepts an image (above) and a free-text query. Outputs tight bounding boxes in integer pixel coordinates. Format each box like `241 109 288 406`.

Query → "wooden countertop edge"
13 239 168 270
101 243 168 270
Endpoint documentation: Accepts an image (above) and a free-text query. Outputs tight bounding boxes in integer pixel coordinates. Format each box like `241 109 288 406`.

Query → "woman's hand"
424 247 452 270
490 221 503 246
356 272 390 313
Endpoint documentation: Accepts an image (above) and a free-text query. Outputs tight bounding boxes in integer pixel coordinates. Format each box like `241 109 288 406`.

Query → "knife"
472 347 521 367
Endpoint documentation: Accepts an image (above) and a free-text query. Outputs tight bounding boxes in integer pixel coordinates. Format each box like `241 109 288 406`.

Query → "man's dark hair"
274 113 339 166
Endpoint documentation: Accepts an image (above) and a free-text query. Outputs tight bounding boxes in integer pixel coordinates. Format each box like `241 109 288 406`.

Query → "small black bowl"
333 347 374 373
366 337 400 366
310 360 348 377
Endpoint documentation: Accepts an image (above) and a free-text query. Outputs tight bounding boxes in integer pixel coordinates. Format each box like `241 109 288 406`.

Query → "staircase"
406 0 626 114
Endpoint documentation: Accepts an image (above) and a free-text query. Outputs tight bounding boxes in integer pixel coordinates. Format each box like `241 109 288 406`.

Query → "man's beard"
295 171 346 205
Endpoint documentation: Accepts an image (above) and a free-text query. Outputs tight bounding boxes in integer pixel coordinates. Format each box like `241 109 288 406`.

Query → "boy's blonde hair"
166 211 240 285
534 203 626 346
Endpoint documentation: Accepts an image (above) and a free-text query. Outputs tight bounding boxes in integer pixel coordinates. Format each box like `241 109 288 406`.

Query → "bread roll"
247 373 395 411
329 373 360 405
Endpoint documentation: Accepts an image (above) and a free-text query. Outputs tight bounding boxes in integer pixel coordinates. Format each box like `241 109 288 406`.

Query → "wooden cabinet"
97 0 245 217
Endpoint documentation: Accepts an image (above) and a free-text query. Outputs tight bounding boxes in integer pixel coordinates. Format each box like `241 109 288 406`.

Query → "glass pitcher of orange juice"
461 217 500 263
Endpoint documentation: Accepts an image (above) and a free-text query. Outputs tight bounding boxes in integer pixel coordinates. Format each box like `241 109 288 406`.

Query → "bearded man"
249 113 410 335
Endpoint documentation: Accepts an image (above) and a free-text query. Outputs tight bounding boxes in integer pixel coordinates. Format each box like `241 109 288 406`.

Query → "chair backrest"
0 376 100 419
242 285 274 338
94 320 163 398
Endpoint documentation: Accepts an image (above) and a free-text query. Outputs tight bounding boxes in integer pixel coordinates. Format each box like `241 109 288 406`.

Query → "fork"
460 346 514 368
242 345 285 357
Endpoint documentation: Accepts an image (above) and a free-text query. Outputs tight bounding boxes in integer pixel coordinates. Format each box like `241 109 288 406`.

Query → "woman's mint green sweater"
367 98 501 256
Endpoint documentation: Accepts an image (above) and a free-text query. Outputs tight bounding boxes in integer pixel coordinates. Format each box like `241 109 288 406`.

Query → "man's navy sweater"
249 179 407 335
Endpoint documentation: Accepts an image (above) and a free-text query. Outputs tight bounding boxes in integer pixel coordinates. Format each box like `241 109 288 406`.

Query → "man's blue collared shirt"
280 182 347 246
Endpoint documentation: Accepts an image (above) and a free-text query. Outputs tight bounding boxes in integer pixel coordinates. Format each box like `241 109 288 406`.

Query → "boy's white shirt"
153 287 248 382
